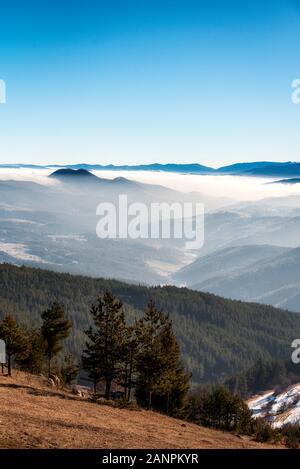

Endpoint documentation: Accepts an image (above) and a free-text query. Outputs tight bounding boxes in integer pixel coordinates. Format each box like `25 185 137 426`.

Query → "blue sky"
0 0 300 167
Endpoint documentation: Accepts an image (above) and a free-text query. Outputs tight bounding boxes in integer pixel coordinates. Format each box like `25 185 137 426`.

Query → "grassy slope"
0 371 280 449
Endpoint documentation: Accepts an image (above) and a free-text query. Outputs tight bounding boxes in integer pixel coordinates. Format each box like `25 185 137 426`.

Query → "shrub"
281 424 300 449
253 418 276 443
115 398 141 410
188 386 253 433
285 435 299 449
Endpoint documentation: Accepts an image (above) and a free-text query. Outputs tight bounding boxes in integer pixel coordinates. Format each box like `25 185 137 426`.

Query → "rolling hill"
217 161 288 174
248 383 300 429
184 246 300 312
245 163 300 177
174 245 289 286
270 178 300 185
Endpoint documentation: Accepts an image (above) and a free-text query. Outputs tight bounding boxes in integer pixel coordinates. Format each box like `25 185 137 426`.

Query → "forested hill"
0 263 299 385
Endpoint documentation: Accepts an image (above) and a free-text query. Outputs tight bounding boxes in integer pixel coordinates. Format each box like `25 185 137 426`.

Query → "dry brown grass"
0 371 280 449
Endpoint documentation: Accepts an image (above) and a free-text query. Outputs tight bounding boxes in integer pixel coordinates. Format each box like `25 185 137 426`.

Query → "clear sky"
0 0 300 167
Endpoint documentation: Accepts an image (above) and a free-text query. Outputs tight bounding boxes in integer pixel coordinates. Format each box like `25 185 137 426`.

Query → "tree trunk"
124 363 128 400
105 380 112 400
148 390 152 410
48 355 51 378
128 356 133 401
166 391 170 415
7 352 11 376
127 382 132 401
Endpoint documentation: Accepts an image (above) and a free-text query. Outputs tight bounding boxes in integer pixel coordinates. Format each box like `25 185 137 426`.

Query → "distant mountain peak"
269 178 300 185
111 176 140 186
49 168 98 180
49 168 141 190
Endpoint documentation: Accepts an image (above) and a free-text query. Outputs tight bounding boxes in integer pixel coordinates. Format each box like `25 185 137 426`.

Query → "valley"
1 168 300 312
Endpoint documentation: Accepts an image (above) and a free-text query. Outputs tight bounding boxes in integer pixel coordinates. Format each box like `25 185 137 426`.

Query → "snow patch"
248 383 300 427
0 242 48 263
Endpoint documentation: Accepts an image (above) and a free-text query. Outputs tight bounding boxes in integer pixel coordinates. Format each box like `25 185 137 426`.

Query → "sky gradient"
0 0 300 166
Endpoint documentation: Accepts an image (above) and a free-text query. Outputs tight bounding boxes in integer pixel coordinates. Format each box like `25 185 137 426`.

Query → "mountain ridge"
183 246 300 312
2 160 300 177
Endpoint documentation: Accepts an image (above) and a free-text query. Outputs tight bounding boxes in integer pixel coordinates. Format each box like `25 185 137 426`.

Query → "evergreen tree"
81 332 102 393
119 323 139 401
41 302 72 377
0 315 28 376
149 316 190 416
135 300 190 415
189 386 253 432
61 353 79 385
82 291 127 398
16 327 46 374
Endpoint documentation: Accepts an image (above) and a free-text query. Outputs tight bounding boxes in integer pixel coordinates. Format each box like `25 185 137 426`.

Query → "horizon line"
0 160 298 171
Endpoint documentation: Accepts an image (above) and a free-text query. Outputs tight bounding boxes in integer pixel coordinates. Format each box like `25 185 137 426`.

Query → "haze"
1 167 300 202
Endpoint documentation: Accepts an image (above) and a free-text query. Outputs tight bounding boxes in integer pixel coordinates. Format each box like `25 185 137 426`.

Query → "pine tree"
82 291 127 399
119 323 139 401
156 323 190 416
135 300 190 415
0 315 28 376
81 331 102 393
189 386 253 432
41 302 72 377
135 300 166 409
16 327 46 374
61 353 79 385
